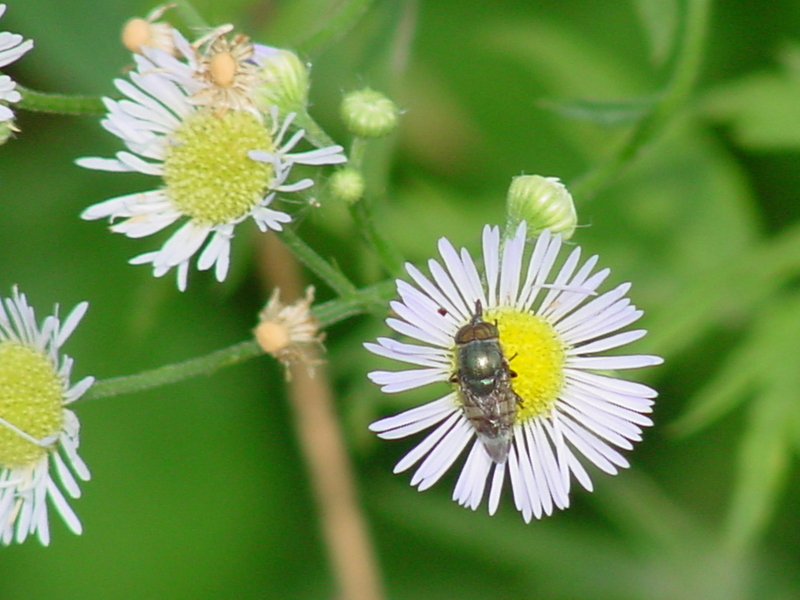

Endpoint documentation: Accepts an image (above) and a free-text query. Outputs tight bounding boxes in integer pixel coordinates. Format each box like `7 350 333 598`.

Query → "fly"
450 300 520 464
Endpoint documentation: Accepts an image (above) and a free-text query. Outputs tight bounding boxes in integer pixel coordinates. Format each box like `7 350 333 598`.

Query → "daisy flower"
366 223 663 522
78 30 346 291
0 287 93 545
0 3 34 124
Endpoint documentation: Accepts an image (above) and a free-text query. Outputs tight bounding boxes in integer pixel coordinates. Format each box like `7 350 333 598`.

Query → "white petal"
567 354 663 370
393 412 462 473
368 368 445 393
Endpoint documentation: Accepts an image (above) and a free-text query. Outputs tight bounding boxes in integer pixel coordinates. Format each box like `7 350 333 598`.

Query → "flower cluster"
79 24 345 290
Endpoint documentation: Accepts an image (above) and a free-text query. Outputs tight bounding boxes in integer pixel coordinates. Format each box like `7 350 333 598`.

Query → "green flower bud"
341 88 399 138
506 175 577 240
252 45 310 115
329 168 365 204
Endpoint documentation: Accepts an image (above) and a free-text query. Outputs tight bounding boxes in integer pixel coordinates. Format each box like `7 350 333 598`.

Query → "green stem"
277 228 357 296
174 0 210 31
348 198 405 277
293 110 338 148
82 281 396 402
569 0 712 202
346 137 406 277
16 86 105 116
298 0 378 57
83 340 262 401
349 136 369 170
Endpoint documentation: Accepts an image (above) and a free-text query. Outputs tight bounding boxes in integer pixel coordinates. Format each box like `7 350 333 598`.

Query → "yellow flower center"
488 307 566 421
0 341 63 468
163 110 274 226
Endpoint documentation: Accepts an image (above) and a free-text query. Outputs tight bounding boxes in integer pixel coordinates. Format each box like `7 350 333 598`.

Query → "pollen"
489 307 566 421
163 110 273 226
0 341 63 468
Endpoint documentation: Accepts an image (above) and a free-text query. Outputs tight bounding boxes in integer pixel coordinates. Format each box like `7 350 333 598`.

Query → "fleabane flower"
78 31 346 290
0 3 34 125
366 223 663 522
0 287 93 545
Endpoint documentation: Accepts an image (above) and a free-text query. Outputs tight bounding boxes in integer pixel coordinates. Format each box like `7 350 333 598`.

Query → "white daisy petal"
498 221 527 306
393 412 463 473
568 329 647 355
365 338 449 368
411 417 473 491
368 368 445 393
367 224 662 521
369 395 457 434
482 224 501 306
487 461 506 515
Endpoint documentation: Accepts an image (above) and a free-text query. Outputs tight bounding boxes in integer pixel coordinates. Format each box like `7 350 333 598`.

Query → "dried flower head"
255 286 325 379
191 25 261 113
121 4 177 55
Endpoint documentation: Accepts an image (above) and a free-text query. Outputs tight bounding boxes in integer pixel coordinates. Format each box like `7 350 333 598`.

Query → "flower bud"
341 88 399 138
505 175 577 240
328 168 365 204
252 45 310 115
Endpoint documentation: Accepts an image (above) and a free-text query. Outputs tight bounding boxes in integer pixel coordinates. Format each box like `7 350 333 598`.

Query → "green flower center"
0 340 64 468
163 110 274 226
489 307 566 421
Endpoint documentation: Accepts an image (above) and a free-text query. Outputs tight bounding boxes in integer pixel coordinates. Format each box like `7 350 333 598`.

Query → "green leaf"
703 42 800 150
725 386 793 553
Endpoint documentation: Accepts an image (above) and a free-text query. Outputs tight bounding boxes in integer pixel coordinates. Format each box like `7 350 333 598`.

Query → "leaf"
702 42 800 150
725 385 793 552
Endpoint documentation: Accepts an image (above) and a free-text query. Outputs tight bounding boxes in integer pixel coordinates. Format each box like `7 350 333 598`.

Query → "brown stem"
257 233 385 600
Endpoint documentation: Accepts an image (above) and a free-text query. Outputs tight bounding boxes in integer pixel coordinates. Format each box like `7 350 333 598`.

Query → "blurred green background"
3 0 800 598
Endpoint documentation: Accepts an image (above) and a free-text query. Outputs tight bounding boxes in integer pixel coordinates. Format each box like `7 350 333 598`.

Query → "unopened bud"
329 168 365 203
506 175 577 240
341 88 399 138
253 45 310 115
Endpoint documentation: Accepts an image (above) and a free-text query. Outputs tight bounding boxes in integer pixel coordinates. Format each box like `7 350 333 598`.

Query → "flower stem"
298 0 378 57
348 198 405 278
173 0 210 31
82 340 262 401
277 228 357 297
81 283 393 402
347 138 405 278
293 111 338 148
569 0 712 202
16 86 105 116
